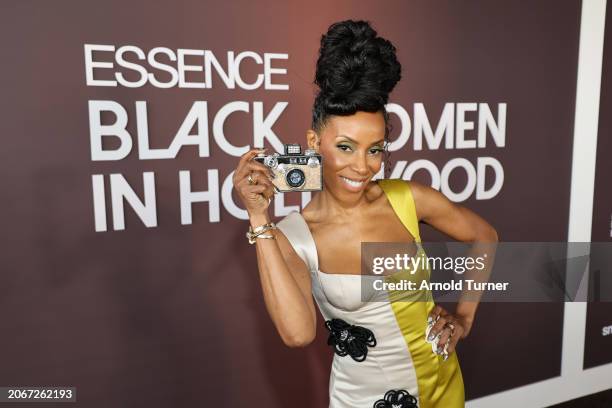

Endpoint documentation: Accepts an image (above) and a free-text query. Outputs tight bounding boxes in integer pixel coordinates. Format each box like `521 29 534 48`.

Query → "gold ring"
247 173 256 185
444 322 456 336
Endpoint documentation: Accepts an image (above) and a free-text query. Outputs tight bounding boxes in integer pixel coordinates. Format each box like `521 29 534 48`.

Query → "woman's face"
309 111 386 197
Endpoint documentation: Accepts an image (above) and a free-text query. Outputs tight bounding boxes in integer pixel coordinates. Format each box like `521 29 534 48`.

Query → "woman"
233 20 498 408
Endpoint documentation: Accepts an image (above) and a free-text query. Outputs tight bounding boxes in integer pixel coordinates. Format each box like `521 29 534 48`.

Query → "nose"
350 150 369 177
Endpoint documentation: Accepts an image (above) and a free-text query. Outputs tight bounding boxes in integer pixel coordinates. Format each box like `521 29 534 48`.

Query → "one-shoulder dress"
276 179 464 408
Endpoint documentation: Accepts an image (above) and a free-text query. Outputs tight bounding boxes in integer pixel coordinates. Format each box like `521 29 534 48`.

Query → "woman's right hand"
233 148 276 217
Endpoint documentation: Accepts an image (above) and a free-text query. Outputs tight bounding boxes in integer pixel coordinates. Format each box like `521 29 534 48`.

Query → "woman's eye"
369 148 383 155
337 145 352 152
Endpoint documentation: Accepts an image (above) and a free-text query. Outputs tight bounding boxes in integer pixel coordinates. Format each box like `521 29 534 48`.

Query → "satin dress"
276 179 464 408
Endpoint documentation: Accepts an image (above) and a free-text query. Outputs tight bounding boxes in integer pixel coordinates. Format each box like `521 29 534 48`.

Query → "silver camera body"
254 144 323 192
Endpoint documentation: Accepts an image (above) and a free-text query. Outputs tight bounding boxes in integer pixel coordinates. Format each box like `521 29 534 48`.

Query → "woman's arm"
234 149 317 347
250 214 317 347
409 180 499 350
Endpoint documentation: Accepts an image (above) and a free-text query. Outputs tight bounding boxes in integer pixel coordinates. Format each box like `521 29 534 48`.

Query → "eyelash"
337 144 384 155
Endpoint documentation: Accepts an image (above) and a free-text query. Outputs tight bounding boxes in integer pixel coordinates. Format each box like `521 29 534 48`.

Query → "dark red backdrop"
0 1 584 406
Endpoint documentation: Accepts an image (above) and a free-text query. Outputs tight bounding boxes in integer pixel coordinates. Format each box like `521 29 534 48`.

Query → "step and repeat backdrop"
0 1 608 407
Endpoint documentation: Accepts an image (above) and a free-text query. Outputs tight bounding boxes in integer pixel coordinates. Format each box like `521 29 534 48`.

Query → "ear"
306 129 321 151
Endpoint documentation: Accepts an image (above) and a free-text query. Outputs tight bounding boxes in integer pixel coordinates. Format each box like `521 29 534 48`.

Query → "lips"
340 175 368 190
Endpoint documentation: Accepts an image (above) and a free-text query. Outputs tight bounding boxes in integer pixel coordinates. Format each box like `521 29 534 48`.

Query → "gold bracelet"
250 222 276 234
246 232 276 244
246 222 277 244
250 222 277 236
255 233 275 240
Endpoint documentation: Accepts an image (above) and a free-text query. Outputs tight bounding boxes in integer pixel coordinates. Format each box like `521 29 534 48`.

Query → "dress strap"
377 179 422 243
275 211 319 272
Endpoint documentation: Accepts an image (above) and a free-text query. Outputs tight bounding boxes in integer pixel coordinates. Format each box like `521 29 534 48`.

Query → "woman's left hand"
427 305 473 356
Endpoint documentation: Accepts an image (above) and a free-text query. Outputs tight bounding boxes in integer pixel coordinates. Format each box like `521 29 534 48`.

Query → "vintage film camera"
254 144 323 192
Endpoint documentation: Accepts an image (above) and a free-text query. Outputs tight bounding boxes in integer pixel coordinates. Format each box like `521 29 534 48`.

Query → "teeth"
341 176 365 188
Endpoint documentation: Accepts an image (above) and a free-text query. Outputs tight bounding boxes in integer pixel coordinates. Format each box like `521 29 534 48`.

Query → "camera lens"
286 168 305 188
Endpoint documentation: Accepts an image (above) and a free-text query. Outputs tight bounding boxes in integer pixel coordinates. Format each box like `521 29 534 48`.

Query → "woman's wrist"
249 212 271 229
453 313 474 339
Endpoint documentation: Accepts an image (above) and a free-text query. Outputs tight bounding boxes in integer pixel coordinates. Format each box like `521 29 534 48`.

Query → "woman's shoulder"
276 210 303 230
377 178 428 201
275 212 311 251
376 177 421 189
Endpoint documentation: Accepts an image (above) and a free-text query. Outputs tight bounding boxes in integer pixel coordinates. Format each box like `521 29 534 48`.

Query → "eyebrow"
336 135 385 145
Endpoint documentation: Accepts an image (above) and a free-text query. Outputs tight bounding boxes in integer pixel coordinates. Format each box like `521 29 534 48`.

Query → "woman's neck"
304 180 380 221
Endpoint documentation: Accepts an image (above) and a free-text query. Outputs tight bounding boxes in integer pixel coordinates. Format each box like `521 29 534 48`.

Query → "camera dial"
263 153 279 169
307 157 319 168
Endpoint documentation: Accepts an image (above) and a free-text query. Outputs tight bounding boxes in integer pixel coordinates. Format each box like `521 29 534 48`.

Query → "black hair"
311 20 402 177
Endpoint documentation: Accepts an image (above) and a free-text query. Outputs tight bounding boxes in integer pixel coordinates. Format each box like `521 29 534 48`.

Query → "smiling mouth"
340 176 368 188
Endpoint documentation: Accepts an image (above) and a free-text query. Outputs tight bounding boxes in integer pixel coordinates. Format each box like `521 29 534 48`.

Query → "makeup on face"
335 136 385 156
316 111 387 194
329 138 384 192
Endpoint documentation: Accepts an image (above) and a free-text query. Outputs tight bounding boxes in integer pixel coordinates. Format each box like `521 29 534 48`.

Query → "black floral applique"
373 389 418 408
324 318 376 362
